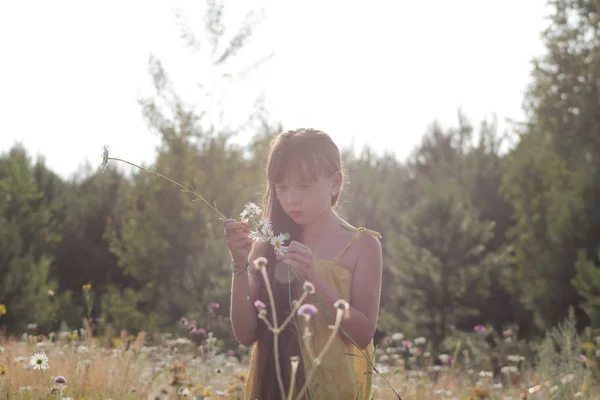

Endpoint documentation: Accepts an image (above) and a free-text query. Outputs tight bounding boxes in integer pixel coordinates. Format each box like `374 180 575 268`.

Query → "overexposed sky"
0 0 550 179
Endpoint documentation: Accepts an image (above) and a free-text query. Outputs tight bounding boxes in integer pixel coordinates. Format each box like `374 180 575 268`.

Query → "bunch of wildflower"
240 202 289 257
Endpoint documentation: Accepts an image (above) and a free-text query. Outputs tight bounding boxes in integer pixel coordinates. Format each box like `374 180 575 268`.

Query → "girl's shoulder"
338 219 382 240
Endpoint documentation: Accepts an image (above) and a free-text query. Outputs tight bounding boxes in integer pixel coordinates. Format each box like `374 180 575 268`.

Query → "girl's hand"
224 219 253 267
278 240 315 279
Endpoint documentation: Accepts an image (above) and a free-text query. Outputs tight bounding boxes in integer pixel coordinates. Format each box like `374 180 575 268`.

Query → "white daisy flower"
240 202 261 222
259 219 273 237
29 352 49 370
270 233 288 257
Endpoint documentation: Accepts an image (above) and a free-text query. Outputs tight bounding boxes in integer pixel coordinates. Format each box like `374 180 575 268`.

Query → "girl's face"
275 171 341 225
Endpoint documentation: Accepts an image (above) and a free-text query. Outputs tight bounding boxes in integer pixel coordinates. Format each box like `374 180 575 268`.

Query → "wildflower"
507 355 525 363
270 233 288 256
48 386 62 396
253 257 268 270
401 340 413 349
100 145 109 170
82 283 92 291
54 376 67 384
0 365 7 375
227 349 235 357
391 333 404 342
383 337 393 345
180 317 188 327
561 374 575 384
254 300 266 310
439 354 452 364
414 337 426 345
207 302 220 313
27 323 37 330
302 281 316 294
297 304 318 320
0 304 6 316
474 325 486 333
47 290 55 296
240 202 262 222
29 352 49 370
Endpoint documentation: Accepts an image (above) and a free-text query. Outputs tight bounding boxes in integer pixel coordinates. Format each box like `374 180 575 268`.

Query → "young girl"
224 129 383 399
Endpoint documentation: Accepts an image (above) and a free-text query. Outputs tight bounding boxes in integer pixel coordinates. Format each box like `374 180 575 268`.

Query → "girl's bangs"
269 144 324 185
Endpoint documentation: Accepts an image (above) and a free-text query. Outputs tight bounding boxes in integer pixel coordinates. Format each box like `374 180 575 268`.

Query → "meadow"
1 307 598 400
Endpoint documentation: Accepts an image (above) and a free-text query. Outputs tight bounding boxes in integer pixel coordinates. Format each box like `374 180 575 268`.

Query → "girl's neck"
300 208 339 241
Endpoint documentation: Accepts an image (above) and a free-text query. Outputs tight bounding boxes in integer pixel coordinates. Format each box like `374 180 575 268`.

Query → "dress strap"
332 226 382 263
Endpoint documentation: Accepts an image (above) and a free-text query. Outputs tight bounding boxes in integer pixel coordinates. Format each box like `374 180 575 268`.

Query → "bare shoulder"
357 232 382 263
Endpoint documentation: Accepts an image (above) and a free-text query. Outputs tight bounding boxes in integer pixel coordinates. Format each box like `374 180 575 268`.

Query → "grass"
1 311 599 400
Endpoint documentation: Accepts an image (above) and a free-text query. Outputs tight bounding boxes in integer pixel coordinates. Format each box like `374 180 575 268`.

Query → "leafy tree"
0 146 61 332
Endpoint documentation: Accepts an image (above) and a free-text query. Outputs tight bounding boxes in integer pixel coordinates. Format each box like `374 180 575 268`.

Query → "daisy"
270 233 288 257
29 352 49 370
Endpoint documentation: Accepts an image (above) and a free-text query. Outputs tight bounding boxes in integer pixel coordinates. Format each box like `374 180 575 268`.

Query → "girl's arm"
229 243 265 347
308 234 383 349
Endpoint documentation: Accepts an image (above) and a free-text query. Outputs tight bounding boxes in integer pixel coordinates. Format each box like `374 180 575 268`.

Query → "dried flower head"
302 281 316 294
100 145 110 171
253 257 268 270
53 376 67 384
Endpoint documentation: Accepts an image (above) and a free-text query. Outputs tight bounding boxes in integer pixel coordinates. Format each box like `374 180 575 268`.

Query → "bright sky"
0 0 550 180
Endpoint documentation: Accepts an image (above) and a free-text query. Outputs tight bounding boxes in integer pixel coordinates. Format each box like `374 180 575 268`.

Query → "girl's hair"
248 128 344 399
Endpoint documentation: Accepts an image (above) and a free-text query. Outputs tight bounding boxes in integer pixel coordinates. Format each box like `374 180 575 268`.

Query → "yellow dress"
244 225 381 400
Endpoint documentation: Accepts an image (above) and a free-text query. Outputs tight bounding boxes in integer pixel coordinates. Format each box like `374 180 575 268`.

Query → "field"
0 316 597 400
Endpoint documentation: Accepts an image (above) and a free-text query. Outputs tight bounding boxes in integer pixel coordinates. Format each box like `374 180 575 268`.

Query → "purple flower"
180 317 188 326
198 328 207 335
384 337 393 345
254 300 266 310
54 376 66 384
227 349 235 357
580 354 588 362
402 340 413 349
297 304 318 318
474 325 486 333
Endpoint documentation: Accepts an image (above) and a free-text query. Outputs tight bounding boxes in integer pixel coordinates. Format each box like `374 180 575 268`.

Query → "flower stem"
296 274 402 399
260 267 287 400
295 308 344 400
107 157 227 220
40 369 51 391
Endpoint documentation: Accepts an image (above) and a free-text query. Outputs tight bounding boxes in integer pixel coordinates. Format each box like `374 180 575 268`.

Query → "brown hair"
248 129 344 399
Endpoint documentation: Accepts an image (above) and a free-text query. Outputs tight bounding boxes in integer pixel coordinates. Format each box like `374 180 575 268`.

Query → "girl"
224 129 383 399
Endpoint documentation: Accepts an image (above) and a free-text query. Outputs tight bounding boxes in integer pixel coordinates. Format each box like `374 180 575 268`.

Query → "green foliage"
572 248 600 326
0 146 61 332
536 307 585 399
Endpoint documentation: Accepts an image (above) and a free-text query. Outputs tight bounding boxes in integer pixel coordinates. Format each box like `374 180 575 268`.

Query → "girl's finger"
225 222 246 232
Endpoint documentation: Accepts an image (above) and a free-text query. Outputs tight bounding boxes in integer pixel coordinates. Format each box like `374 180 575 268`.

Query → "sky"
0 0 551 179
